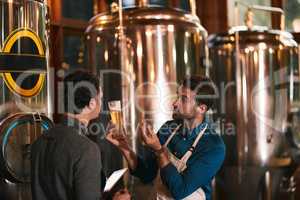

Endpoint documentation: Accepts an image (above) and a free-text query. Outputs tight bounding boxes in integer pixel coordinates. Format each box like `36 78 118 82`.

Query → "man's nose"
173 99 178 108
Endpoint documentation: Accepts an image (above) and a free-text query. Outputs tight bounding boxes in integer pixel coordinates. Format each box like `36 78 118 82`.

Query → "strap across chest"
163 123 208 164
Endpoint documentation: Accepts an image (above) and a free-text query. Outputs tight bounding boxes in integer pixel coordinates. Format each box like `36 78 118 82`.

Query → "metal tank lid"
208 25 298 47
86 7 205 33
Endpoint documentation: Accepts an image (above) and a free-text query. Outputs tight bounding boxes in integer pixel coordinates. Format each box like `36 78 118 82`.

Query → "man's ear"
89 98 97 110
197 104 207 114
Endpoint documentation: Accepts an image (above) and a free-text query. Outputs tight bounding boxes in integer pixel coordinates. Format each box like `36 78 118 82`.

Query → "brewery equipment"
209 3 299 200
85 0 208 199
288 32 300 199
0 0 53 199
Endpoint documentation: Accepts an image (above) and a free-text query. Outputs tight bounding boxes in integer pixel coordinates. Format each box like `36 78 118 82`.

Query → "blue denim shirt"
131 119 225 200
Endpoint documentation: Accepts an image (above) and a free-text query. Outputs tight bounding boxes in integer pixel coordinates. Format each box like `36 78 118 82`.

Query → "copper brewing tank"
85 1 208 199
0 0 53 199
209 4 300 200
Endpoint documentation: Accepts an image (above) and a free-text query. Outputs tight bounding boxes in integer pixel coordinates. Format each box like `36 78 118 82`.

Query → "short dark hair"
182 75 215 110
63 70 100 114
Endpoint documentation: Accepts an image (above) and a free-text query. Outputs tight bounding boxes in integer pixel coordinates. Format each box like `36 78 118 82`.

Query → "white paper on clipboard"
103 168 128 192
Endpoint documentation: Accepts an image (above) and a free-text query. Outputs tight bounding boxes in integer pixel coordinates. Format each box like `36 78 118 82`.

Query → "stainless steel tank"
85 1 208 199
288 32 300 200
209 4 300 200
0 0 52 199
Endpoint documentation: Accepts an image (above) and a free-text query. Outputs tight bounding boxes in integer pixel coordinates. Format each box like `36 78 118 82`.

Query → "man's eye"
181 97 187 102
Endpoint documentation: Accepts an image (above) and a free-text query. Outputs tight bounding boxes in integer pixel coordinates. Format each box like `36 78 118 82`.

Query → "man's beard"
172 110 194 120
172 112 183 120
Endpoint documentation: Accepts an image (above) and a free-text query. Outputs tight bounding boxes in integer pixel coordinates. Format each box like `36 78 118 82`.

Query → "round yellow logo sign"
0 28 46 97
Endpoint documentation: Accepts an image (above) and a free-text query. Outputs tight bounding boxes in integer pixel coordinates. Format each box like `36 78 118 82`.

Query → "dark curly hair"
63 70 100 114
182 75 216 110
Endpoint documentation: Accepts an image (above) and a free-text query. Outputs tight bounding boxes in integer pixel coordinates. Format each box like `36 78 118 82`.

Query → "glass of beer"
108 100 123 134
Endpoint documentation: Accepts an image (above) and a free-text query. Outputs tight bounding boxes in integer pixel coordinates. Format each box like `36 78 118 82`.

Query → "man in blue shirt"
107 76 225 200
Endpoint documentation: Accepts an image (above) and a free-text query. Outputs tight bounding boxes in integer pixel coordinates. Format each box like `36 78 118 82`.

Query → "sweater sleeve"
74 143 102 200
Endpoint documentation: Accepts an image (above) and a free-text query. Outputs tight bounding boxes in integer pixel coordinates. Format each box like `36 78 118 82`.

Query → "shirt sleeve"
130 146 159 183
74 142 102 200
160 144 225 199
130 122 172 184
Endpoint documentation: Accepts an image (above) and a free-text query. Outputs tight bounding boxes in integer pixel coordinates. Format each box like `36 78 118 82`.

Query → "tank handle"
234 1 285 31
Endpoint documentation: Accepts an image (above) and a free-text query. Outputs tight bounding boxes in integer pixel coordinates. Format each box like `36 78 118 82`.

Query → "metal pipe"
234 1 240 28
118 0 124 34
189 0 196 16
93 0 98 15
264 171 272 200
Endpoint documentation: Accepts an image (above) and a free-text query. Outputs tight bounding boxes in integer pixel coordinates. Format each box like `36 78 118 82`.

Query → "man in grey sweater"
31 71 130 200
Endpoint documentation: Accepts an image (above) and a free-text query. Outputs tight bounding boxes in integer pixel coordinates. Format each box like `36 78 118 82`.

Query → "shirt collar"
58 114 88 136
182 117 210 139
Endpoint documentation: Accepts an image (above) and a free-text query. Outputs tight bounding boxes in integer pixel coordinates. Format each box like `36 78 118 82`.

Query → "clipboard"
103 168 128 192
